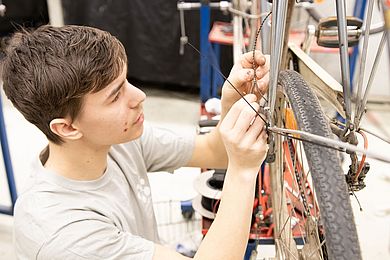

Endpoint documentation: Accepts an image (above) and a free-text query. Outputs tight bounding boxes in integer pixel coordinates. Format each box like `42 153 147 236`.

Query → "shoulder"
141 123 195 148
15 191 156 259
13 190 55 258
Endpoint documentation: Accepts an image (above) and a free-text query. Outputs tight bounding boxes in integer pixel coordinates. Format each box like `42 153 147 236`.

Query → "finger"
256 129 268 147
230 101 260 137
240 51 266 68
238 114 265 145
255 65 269 80
241 51 266 67
257 72 269 94
221 94 257 131
226 68 254 91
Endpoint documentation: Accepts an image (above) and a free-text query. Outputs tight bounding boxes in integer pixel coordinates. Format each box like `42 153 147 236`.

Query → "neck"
44 141 111 181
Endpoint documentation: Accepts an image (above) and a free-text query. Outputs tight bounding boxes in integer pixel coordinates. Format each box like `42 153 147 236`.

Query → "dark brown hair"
1 25 127 144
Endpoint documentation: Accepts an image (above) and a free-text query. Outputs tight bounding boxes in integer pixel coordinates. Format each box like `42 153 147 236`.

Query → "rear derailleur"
346 161 370 192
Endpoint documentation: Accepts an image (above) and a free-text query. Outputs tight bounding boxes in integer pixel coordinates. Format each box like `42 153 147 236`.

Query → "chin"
120 124 144 143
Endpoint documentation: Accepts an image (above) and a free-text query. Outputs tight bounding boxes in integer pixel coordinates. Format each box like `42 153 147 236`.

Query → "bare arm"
154 94 268 259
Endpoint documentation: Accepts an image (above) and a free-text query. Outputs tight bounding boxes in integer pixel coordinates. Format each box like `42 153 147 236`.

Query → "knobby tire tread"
278 70 361 260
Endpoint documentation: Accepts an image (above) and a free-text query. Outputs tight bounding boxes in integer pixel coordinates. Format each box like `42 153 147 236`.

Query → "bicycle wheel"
268 70 361 259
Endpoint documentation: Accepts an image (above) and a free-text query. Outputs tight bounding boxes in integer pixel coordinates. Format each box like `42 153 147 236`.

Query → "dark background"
0 0 233 92
0 0 49 35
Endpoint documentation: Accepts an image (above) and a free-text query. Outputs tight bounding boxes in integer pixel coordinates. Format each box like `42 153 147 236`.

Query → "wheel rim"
267 87 327 260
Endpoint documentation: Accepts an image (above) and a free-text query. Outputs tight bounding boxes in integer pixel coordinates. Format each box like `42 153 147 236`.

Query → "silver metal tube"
320 29 361 37
179 9 186 37
177 1 231 11
179 8 188 55
268 126 390 163
354 0 375 126
260 0 272 54
381 0 390 63
268 0 289 125
248 0 258 51
362 22 385 34
357 31 387 125
335 0 352 125
233 15 244 62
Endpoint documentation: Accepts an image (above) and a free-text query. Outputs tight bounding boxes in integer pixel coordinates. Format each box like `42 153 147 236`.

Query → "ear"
49 118 83 141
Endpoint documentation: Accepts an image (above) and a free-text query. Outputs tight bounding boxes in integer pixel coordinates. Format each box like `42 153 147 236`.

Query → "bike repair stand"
0 91 17 216
178 0 227 103
0 1 17 216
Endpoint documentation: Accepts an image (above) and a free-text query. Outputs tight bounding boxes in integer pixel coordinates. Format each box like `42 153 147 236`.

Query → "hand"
222 51 270 103
219 94 268 173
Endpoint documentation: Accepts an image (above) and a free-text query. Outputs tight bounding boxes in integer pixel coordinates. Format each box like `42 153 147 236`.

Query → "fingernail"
246 70 254 79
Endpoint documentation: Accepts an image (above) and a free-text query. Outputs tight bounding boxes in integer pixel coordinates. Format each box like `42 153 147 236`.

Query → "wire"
354 130 368 182
187 41 269 125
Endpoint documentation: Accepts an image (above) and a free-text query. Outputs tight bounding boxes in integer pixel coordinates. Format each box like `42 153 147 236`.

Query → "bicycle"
249 0 389 259
178 1 389 259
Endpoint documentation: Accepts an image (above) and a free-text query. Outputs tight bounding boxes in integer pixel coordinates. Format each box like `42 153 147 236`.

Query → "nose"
126 82 146 108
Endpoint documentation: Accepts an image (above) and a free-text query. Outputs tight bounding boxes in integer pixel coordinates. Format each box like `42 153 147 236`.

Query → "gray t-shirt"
14 124 194 260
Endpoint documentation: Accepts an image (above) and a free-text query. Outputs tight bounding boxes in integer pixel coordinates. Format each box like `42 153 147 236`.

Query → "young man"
1 25 269 259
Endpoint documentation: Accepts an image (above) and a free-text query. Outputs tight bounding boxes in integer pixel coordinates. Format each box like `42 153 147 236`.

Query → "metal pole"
260 0 272 54
268 0 289 123
354 0 375 126
357 31 387 124
349 0 367 85
335 0 353 127
0 91 17 215
200 1 211 102
381 0 390 63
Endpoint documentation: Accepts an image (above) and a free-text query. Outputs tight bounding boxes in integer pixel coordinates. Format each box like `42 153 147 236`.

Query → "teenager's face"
73 66 146 146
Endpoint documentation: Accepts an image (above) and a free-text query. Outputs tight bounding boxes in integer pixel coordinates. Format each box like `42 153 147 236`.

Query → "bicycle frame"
267 0 353 128
265 0 390 164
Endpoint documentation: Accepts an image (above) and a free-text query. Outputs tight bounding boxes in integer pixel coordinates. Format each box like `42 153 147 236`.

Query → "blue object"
211 43 224 98
200 2 212 103
199 1 224 102
181 199 194 219
0 91 17 216
244 240 257 260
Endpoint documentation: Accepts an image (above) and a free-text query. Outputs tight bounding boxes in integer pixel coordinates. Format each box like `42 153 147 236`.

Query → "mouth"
133 112 144 125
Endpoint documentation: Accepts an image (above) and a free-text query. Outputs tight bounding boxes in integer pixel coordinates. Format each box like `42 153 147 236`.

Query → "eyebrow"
106 79 126 101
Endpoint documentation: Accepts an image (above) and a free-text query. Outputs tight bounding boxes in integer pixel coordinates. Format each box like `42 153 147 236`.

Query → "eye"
112 91 121 102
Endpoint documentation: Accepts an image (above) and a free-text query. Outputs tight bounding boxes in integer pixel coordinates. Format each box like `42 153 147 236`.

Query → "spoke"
307 238 326 260
279 212 293 240
302 167 319 218
275 239 283 259
306 169 318 217
289 209 293 255
291 207 307 244
277 238 300 260
298 140 306 180
279 139 286 230
286 140 301 197
293 140 298 174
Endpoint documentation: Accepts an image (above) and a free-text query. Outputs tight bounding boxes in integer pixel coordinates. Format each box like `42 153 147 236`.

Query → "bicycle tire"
269 70 361 260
